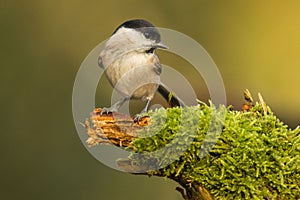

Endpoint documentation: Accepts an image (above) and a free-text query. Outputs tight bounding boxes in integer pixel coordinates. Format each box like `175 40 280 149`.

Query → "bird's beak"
154 42 168 49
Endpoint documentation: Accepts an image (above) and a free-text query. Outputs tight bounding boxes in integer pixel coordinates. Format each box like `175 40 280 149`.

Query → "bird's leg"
134 98 151 121
100 97 130 115
140 98 151 114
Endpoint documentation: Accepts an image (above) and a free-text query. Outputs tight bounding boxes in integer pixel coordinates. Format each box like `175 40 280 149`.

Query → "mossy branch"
83 90 300 200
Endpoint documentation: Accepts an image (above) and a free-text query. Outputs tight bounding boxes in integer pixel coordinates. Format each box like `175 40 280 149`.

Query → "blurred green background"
2 0 300 199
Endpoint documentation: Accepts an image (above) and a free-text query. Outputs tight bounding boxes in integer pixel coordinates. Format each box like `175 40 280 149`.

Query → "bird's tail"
157 83 186 108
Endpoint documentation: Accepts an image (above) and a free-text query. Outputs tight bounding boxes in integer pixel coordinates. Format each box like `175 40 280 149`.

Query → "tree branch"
83 91 300 200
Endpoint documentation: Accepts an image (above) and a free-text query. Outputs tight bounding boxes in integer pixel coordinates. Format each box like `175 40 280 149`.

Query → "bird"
98 19 185 117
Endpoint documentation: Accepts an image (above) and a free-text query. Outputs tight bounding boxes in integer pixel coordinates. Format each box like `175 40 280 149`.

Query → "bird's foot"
133 108 149 122
133 113 149 123
100 106 118 115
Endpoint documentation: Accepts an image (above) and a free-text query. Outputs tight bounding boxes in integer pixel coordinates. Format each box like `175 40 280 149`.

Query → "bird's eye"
145 48 155 54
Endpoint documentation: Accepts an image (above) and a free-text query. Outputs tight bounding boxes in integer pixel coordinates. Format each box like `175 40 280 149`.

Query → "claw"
100 97 130 115
100 107 118 115
133 114 149 123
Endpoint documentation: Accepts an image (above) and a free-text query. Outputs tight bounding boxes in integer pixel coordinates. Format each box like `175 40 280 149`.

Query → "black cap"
113 19 161 43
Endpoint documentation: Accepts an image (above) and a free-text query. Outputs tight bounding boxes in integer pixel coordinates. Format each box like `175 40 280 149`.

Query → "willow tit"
98 19 184 116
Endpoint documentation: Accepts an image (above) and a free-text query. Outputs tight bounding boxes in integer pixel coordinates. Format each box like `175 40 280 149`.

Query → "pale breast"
105 52 160 99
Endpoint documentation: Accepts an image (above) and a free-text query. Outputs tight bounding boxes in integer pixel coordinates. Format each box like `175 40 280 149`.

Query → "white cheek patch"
112 27 152 50
100 27 154 69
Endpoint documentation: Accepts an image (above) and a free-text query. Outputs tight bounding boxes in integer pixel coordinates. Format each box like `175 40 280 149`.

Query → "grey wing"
98 55 104 68
153 59 162 75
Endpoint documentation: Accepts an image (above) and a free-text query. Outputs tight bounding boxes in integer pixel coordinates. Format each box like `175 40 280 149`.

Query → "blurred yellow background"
1 0 300 199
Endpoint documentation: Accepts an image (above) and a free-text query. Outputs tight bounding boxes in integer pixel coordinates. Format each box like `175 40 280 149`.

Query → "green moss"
131 102 300 199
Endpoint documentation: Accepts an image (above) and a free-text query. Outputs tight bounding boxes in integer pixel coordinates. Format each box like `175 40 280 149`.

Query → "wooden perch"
85 89 257 148
83 91 300 200
84 108 149 147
